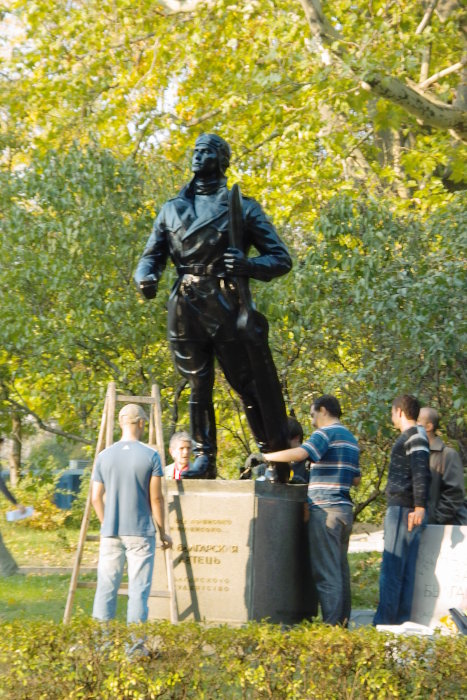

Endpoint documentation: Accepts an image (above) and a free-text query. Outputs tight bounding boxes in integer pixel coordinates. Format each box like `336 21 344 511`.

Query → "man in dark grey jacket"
134 134 292 479
418 407 466 525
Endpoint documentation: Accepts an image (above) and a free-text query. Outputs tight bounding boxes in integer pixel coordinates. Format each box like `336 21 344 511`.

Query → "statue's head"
192 133 231 177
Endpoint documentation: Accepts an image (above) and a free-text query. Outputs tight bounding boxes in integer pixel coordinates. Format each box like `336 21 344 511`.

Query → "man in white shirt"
164 432 193 480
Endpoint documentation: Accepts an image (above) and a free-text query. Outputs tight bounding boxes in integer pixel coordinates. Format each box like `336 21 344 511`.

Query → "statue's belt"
177 263 226 277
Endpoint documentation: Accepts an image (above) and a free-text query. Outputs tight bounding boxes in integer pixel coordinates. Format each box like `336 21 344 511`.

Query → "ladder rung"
85 536 167 546
118 582 170 597
116 394 158 404
77 581 170 599
116 587 171 598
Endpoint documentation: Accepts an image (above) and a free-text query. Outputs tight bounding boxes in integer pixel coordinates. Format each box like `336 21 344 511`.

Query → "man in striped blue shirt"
265 395 360 625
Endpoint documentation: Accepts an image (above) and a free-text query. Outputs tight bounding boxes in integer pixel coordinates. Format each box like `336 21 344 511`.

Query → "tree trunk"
9 412 21 487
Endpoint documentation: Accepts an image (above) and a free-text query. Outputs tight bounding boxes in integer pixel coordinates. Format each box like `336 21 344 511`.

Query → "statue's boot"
182 401 217 479
243 392 290 484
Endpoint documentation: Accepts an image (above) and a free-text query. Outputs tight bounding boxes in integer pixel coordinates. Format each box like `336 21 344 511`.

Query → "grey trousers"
307 506 353 626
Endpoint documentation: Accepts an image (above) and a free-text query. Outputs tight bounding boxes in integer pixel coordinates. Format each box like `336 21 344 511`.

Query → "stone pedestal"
411 525 467 627
148 480 317 625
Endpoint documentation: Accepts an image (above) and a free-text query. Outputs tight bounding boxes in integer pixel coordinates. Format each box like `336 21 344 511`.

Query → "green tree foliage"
2 0 465 204
0 2 466 501
259 195 467 512
0 146 179 442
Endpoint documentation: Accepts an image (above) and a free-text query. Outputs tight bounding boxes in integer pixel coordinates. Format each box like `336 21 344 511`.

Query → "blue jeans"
93 535 155 624
374 506 425 625
307 506 353 625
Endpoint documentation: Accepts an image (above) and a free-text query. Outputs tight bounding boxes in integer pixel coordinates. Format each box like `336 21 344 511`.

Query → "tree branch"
419 59 467 89
361 73 467 137
3 395 93 445
415 0 439 36
354 446 388 516
224 384 252 454
318 102 381 186
419 45 432 84
170 379 188 434
298 0 467 141
353 489 383 517
299 0 341 46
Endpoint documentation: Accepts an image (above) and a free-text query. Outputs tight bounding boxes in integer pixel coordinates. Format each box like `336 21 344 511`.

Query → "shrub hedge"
0 618 465 699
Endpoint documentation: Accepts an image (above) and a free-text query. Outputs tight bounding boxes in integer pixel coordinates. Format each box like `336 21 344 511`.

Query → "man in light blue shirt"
92 403 172 624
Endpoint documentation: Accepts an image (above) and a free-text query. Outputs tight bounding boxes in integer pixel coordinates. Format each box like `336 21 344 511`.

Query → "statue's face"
192 143 219 176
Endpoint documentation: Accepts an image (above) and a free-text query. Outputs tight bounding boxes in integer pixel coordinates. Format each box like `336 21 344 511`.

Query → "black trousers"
170 333 289 465
167 277 290 480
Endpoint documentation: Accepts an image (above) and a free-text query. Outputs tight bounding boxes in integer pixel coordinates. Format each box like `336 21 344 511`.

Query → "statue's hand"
139 274 158 299
224 247 252 277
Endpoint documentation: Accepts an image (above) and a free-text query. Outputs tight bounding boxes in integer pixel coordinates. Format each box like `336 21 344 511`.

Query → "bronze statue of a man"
134 134 292 480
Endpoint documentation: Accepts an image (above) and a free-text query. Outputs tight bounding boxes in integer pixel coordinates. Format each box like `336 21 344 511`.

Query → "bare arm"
91 481 105 524
150 475 172 549
352 476 361 487
264 447 309 463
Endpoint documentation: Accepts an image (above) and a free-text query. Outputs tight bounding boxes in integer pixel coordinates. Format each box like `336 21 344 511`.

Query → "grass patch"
1 522 99 568
348 552 381 608
0 572 127 623
0 526 123 622
1 562 380 624
1 527 382 623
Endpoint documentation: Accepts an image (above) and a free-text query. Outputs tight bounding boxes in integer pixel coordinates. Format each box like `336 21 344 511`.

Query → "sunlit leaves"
2 0 465 206
0 146 176 437
1 0 466 497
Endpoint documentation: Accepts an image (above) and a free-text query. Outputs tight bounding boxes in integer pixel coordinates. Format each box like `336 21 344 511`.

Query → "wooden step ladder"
63 381 178 624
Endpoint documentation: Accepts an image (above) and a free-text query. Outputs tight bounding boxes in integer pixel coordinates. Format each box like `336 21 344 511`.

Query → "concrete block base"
149 480 318 625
